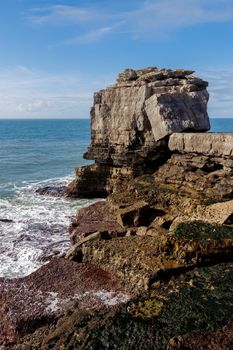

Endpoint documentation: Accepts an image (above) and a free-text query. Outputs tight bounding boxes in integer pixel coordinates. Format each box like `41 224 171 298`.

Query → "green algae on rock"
12 263 233 350
174 221 233 240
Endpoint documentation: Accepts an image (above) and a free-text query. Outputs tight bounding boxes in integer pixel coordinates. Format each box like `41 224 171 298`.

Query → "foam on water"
0 175 96 279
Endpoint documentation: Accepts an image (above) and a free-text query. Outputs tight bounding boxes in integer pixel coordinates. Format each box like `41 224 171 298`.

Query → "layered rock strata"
169 132 233 157
85 67 210 165
66 67 210 197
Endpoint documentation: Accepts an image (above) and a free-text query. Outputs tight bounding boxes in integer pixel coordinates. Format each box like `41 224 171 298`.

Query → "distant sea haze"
0 118 232 279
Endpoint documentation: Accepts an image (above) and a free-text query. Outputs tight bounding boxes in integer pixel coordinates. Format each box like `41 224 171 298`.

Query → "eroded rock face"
67 67 210 198
155 153 233 201
85 67 210 166
65 163 142 198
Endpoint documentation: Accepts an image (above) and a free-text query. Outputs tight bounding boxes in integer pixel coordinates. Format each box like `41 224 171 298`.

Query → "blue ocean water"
210 118 233 132
0 118 232 278
0 119 95 278
0 119 91 196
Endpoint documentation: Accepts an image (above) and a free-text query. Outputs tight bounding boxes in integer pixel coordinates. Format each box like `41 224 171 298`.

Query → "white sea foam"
0 175 97 279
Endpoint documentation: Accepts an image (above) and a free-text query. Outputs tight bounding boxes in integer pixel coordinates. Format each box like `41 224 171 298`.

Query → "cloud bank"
0 66 113 118
200 68 233 117
0 66 232 118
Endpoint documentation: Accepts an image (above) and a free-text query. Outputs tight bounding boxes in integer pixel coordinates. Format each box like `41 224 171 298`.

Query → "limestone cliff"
66 67 210 197
85 67 210 166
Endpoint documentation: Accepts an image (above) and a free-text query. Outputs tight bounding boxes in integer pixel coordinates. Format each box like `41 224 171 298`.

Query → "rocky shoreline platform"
1 67 233 349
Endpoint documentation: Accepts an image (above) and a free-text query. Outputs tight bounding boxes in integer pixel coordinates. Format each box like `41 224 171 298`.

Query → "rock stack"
66 67 210 197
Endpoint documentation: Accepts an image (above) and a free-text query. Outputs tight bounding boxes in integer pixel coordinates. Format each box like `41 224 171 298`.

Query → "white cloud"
198 67 233 117
61 27 113 45
0 66 113 119
26 1 233 43
127 0 233 38
27 5 105 25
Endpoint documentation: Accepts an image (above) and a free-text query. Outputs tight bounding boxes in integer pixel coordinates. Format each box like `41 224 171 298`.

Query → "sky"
0 0 233 119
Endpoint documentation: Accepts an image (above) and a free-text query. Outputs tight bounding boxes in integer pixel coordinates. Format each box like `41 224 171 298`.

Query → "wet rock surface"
9 263 233 350
0 258 129 347
35 185 66 197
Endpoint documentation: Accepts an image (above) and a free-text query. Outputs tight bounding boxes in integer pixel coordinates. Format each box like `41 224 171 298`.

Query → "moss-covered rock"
12 263 233 350
174 221 233 240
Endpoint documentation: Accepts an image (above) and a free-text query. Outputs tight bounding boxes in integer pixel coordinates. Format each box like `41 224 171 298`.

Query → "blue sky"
0 0 233 118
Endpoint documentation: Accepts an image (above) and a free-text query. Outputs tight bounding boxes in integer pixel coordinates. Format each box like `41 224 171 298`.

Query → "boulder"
36 185 66 197
116 201 164 228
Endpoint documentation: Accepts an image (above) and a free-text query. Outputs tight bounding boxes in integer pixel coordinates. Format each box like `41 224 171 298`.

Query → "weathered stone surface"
67 220 233 292
65 163 141 198
85 67 210 167
67 67 211 198
169 132 233 157
155 153 233 200
167 322 233 350
8 263 233 349
65 231 101 261
68 201 126 245
116 200 160 227
0 258 129 347
204 199 233 225
145 90 209 141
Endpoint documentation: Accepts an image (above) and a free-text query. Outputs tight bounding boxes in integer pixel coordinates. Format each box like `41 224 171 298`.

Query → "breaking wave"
0 175 96 279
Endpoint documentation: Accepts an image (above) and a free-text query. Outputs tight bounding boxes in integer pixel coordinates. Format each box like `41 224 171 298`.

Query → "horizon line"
0 116 232 120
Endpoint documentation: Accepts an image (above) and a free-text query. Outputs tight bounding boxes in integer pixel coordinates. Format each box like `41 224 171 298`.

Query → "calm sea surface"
0 118 232 278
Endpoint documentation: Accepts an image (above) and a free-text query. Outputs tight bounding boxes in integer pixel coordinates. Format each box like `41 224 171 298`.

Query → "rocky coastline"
1 67 233 349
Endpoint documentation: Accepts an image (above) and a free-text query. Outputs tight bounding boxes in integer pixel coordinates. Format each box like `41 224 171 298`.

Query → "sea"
0 118 232 279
